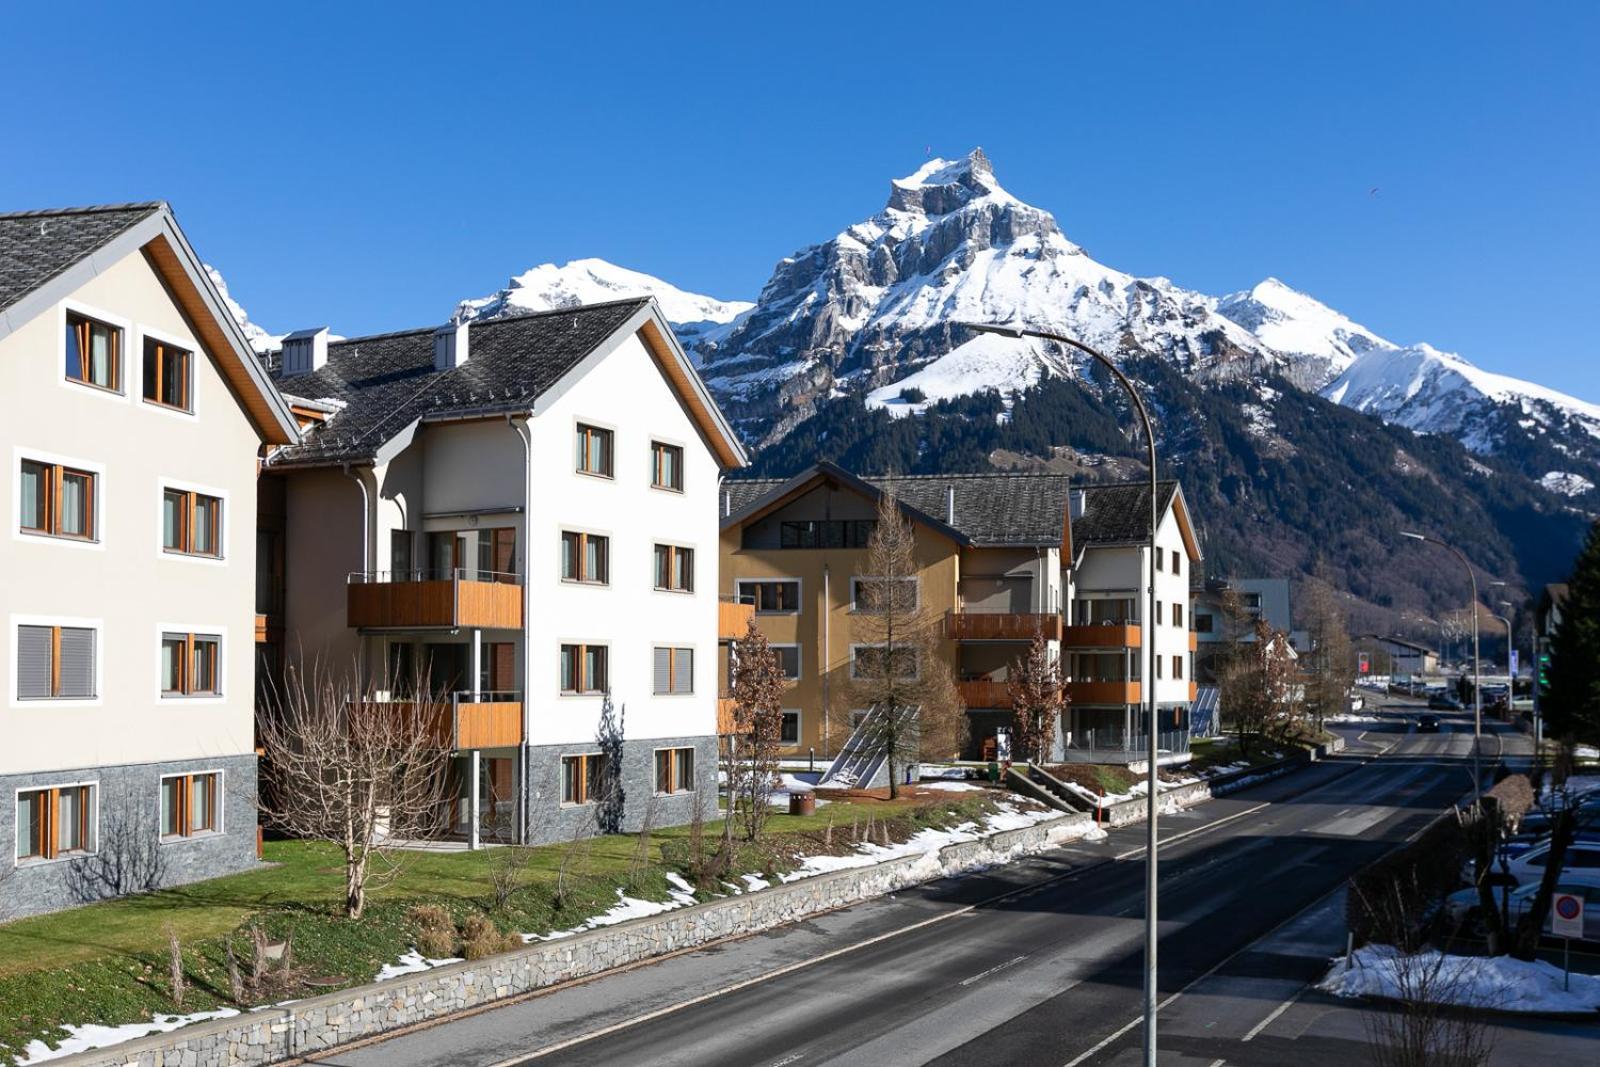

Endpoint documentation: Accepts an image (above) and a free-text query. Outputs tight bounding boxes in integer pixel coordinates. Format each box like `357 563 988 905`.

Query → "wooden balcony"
945 611 1062 642
1065 680 1142 706
1190 631 1199 652
355 695 524 750
1061 623 1141 650
957 678 1013 709
1189 682 1199 703
719 598 756 641
347 572 523 630
717 696 749 735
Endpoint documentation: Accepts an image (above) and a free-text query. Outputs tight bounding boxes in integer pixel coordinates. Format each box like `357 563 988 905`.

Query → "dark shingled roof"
1070 481 1181 547
267 298 649 467
0 203 164 314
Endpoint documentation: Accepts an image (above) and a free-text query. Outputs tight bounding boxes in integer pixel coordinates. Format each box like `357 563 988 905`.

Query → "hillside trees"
1545 518 1600 746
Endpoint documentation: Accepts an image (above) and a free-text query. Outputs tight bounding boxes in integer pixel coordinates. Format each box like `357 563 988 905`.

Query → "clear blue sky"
3 2 1594 398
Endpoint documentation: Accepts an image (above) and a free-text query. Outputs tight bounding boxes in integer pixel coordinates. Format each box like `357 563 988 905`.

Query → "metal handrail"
452 690 521 705
347 568 524 585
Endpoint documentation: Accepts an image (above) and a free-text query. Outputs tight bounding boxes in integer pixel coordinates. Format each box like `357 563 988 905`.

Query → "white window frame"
736 577 802 615
779 708 802 746
770 643 802 681
11 445 106 552
58 299 132 404
652 644 696 696
13 779 100 865
558 527 613 586
849 642 920 681
648 436 687 494
849 575 920 613
572 417 618 481
136 323 201 421
559 751 604 807
155 476 230 565
157 768 226 844
9 613 104 709
153 623 228 704
653 541 697 595
651 745 696 795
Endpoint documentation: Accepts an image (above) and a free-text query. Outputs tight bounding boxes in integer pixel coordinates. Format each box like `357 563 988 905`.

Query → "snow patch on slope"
865 334 1055 416
1541 471 1595 497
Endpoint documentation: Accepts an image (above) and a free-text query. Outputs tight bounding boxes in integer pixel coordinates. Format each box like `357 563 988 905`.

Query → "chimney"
1070 488 1087 520
280 328 329 376
945 485 956 525
434 322 469 371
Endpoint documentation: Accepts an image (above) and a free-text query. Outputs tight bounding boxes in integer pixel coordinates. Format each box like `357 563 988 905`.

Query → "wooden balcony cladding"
957 678 1013 709
944 612 1062 642
347 577 523 630
718 599 756 641
255 614 268 643
717 697 748 735
1061 623 1141 650
1065 680 1142 705
1189 631 1199 652
356 699 524 750
1189 682 1198 702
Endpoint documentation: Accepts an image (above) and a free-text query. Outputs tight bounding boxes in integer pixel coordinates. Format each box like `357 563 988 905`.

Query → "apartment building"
719 464 1068 761
258 298 746 846
0 203 299 919
1064 482 1201 763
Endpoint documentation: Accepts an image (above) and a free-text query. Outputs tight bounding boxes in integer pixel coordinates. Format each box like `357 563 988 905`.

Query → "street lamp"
1400 531 1483 796
964 321 1161 1067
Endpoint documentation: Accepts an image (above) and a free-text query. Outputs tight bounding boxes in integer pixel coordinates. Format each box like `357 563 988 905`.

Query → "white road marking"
768 1056 804 1067
1240 984 1306 1042
959 954 1028 986
1206 1059 1228 1067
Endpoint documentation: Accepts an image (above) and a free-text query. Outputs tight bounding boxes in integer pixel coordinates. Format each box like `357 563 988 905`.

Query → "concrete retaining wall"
49 809 1096 1067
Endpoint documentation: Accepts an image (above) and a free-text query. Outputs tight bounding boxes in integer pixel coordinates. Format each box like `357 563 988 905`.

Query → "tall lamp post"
964 321 1161 1067
1400 531 1483 796
1490 595 1515 719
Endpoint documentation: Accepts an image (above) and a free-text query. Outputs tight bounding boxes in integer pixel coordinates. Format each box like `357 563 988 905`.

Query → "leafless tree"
726 619 786 841
257 661 452 919
848 486 967 796
1009 629 1064 764
1363 948 1497 1066
1301 579 1357 732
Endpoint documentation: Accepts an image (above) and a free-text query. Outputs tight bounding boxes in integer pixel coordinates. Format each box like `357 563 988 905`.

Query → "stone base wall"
0 754 258 922
522 734 718 845
1100 734 1348 828
50 809 1095 1067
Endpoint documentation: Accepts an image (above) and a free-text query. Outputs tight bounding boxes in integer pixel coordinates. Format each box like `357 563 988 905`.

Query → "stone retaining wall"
1099 734 1348 828
50 809 1096 1067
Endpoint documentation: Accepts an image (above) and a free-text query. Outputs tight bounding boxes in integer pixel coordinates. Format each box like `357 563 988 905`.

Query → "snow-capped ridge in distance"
203 264 281 355
1213 277 1393 387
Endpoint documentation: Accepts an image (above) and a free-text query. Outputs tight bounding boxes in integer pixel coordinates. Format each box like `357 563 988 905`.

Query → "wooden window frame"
15 783 95 862
650 441 684 493
574 423 614 479
163 488 223 557
560 752 604 806
18 459 96 541
17 624 97 700
142 335 193 412
850 575 919 614
560 531 610 585
737 578 801 615
653 543 694 593
653 746 694 795
653 647 694 695
159 771 220 841
161 632 222 698
65 311 122 393
559 643 608 695
1173 603 1184 629
1173 655 1184 681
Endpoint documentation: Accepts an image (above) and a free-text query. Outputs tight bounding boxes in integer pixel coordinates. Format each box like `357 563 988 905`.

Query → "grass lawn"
0 789 1001 1065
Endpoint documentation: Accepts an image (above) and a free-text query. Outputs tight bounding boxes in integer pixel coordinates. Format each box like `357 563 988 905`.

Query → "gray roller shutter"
653 647 672 695
16 626 52 699
58 627 96 698
672 648 693 694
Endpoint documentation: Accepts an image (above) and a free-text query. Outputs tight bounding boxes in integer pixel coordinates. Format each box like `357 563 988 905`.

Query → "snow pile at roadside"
1060 772 1202 810
18 1009 241 1065
1321 945 1600 1014
522 878 700 943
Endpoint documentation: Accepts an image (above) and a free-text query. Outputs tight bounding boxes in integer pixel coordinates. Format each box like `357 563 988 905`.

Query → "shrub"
460 913 519 960
899 386 926 403
406 904 458 959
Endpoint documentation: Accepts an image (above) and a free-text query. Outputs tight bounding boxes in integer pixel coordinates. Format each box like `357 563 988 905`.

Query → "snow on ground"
375 949 464 981
864 334 1054 416
919 764 971 780
17 1010 241 1065
924 781 982 792
1541 471 1596 497
522 881 700 944
1321 945 1600 1014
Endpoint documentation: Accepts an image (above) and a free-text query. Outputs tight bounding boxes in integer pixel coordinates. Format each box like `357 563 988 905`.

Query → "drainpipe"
822 564 831 758
341 463 374 687
509 415 533 845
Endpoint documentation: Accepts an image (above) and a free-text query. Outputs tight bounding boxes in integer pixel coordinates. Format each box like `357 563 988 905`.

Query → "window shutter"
673 648 693 694
58 627 96 698
16 626 52 699
653 647 672 695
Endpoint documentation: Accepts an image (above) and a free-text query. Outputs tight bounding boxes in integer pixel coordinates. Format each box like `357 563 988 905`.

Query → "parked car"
1418 714 1441 733
1444 880 1600 939
1487 837 1600 887
1429 693 1464 711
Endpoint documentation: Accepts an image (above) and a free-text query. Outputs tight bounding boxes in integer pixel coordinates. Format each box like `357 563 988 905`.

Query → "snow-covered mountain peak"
886 148 1018 214
454 258 752 333
1214 276 1392 388
203 264 281 355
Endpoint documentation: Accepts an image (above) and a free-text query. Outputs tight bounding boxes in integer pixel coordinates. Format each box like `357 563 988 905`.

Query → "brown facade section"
347 577 524 630
1062 623 1141 649
945 611 1061 642
1066 680 1142 705
718 599 755 640
359 699 525 750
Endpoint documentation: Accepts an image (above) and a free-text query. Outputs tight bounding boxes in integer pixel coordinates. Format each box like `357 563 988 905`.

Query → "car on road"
1444 880 1600 939
1417 714 1441 732
1428 693 1464 711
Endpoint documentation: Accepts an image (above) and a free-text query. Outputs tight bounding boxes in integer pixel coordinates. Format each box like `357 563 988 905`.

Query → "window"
739 579 800 614
142 336 192 411
161 633 222 697
852 576 918 613
390 530 414 579
1194 613 1214 634
18 459 96 540
560 531 609 584
1156 657 1164 679
654 544 694 592
163 488 223 557
16 624 96 700
653 647 694 694
1156 550 1165 572
774 644 801 680
852 645 917 680
780 710 800 745
160 772 219 839
1171 550 1181 576
779 520 874 549
1173 655 1183 680
560 643 608 694
65 312 121 392
1155 601 1164 626
16 784 95 861
651 441 684 492
1173 603 1184 628
575 423 613 477
654 747 695 794
560 753 605 805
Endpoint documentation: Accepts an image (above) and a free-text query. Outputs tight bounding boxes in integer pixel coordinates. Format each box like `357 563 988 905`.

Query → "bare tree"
848 486 966 797
726 619 785 841
257 662 452 919
1009 629 1064 765
1302 579 1356 732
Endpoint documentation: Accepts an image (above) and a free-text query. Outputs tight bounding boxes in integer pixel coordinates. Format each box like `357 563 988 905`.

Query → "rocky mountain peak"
885 148 1010 216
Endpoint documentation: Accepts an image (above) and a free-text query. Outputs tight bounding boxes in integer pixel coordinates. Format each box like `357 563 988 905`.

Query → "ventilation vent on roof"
1070 489 1088 520
434 322 469 371
281 328 329 376
945 485 956 524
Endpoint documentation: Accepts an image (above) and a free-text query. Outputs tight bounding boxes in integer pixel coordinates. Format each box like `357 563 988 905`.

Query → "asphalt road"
315 713 1551 1067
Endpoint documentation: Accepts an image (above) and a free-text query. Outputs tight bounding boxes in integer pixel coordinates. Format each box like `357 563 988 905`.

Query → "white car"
1487 839 1600 887
1444 880 1600 940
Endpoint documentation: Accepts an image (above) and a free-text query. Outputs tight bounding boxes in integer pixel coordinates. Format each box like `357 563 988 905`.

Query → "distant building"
1359 635 1440 677
1192 577 1303 683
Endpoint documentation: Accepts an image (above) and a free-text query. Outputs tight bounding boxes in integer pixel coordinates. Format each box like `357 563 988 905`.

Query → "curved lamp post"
1400 531 1483 797
963 321 1161 1067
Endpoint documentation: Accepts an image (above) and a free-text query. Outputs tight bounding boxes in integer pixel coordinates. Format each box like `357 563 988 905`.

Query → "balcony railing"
355 691 524 750
1065 728 1191 761
957 678 1014 709
347 569 524 630
719 595 756 641
1065 680 1143 705
945 611 1062 642
1061 623 1142 650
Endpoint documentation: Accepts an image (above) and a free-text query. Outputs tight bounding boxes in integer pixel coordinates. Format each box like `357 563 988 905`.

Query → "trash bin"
789 791 816 817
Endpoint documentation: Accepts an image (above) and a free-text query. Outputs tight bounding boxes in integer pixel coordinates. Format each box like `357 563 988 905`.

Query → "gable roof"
266 298 745 470
0 202 298 444
1072 480 1201 561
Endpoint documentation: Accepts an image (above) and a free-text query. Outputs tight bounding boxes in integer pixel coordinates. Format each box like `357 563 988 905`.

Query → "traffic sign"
1510 650 1519 677
1552 892 1585 938
1358 652 1370 674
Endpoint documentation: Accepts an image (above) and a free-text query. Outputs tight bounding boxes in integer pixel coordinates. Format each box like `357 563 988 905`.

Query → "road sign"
1509 649 1519 677
1552 892 1585 938
1358 652 1370 674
